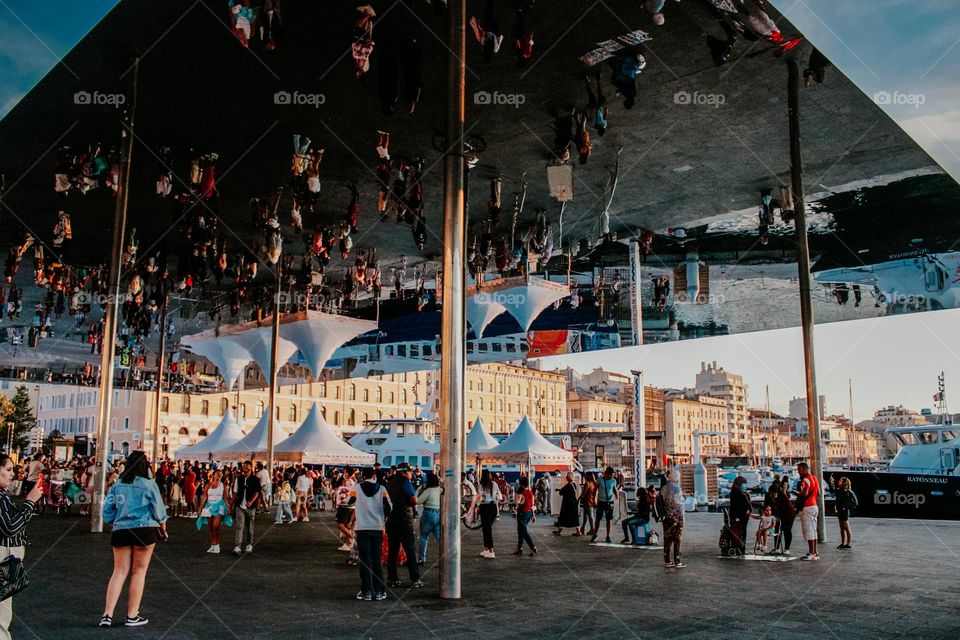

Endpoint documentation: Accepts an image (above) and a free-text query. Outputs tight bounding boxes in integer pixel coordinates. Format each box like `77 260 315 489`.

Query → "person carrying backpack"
831 476 858 549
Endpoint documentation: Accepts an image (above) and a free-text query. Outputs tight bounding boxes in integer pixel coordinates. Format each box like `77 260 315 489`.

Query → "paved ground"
12 509 960 639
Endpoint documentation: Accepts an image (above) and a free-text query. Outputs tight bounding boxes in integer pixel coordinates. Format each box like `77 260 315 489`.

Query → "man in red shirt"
797 462 820 560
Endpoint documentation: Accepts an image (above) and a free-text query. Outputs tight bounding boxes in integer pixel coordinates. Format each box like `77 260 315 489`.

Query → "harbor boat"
826 376 960 519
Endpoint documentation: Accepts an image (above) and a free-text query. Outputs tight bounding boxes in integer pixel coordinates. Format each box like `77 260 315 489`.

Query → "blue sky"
774 0 960 181
543 308 960 423
0 0 119 115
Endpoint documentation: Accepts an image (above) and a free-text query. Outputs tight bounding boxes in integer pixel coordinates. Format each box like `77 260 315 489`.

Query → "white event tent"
274 403 375 465
173 408 246 460
479 415 574 470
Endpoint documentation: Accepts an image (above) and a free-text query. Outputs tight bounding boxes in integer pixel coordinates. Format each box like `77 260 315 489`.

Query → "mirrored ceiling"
0 0 956 385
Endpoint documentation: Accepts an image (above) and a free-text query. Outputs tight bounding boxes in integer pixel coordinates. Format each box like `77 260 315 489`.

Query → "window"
125 390 132 407
335 386 341 400
334 411 340 424
239 404 247 420
182 396 190 414
201 400 209 416
383 456 392 466
220 398 229 415
348 385 356 400
256 401 264 418
288 405 297 422
389 392 395 404
376 388 383 402
124 418 130 431
401 390 407 404
178 428 189 435
161 397 169 413
363 389 369 402
349 409 356 426
113 391 119 408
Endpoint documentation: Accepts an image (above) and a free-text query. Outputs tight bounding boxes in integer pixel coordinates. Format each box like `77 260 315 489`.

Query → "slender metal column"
630 240 643 347
267 261 282 481
439 0 467 601
151 290 168 466
91 57 138 532
787 58 826 541
631 370 646 493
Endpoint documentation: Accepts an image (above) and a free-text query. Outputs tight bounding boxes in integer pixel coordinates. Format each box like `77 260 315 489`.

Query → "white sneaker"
302 517 310 522
486 551 495 559
245 544 253 554
782 549 791 555
337 544 353 552
206 545 220 554
232 546 242 556
800 553 814 561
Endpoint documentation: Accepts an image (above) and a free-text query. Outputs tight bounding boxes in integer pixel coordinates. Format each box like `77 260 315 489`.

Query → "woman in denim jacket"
99 451 168 629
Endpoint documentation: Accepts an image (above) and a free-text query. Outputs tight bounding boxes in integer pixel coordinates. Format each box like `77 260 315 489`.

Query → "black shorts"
111 527 159 547
596 501 614 521
336 506 355 525
836 509 850 522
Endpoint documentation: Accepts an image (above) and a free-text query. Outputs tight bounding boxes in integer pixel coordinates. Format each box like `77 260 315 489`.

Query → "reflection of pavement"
17 512 960 638
666 264 879 333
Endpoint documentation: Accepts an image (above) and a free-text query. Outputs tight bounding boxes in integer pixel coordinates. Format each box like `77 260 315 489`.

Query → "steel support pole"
267 262 282 485
630 240 644 347
631 370 646 493
439 0 467 601
151 290 168 467
787 58 826 542
91 57 138 533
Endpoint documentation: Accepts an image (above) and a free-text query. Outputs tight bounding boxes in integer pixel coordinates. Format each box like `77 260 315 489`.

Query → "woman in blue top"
100 451 168 629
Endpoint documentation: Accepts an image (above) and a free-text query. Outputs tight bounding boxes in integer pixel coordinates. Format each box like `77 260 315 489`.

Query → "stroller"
719 507 746 556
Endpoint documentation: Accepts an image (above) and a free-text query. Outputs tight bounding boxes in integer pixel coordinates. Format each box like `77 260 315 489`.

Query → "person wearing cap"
385 463 423 588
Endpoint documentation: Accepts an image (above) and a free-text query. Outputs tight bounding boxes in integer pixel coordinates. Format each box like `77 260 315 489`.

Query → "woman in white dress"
196 469 232 554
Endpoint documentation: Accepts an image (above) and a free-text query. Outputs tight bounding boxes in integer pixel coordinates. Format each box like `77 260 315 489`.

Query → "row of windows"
160 385 411 417
466 380 562 400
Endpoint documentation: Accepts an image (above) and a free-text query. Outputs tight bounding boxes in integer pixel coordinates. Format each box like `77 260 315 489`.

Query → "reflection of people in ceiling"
583 71 608 137
470 0 504 62
804 47 831 87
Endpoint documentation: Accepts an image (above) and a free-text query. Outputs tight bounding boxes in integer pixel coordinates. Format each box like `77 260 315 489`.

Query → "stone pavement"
11 510 960 639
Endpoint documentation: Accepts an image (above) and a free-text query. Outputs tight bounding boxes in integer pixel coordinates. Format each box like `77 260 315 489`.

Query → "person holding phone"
100 451 168 628
1 453 42 640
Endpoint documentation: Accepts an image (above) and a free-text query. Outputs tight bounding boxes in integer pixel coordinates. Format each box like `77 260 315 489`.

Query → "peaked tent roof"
274 403 375 465
469 277 570 334
465 291 506 339
173 408 246 460
179 336 251 392
220 326 300 381
480 415 574 466
218 405 289 461
279 311 378 380
466 417 499 454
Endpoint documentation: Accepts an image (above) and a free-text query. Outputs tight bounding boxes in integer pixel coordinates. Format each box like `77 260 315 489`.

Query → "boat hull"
823 470 960 519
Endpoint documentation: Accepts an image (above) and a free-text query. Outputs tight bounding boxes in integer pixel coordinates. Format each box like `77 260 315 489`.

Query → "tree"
729 443 745 457
2 385 36 453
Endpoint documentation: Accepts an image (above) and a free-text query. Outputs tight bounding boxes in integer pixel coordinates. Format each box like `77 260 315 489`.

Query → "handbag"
0 555 29 602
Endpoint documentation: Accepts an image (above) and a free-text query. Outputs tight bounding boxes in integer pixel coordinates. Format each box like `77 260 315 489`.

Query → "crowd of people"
0 445 857 631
